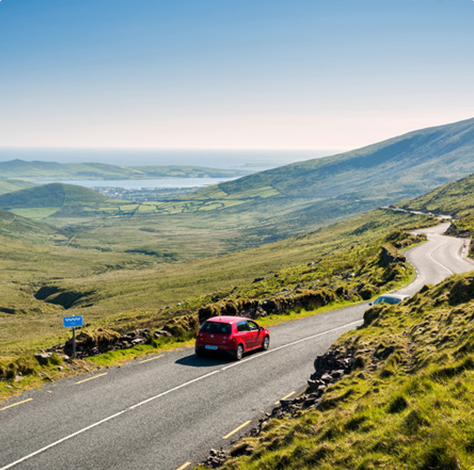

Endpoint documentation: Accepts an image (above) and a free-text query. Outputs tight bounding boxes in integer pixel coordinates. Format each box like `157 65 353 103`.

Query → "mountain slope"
0 179 34 195
0 208 63 242
397 172 474 250
160 117 474 238
219 116 474 198
399 172 474 217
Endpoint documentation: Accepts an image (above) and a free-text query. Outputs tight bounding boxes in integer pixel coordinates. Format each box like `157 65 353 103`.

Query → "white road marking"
0 319 361 470
428 238 454 276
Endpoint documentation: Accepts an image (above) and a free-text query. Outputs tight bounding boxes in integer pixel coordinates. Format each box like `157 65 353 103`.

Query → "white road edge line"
0 319 362 470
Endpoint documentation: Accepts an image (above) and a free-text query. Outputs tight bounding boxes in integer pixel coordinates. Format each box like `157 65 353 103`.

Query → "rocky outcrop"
379 244 406 267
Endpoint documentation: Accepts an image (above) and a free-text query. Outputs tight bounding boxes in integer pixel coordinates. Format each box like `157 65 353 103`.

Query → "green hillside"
0 208 63 243
153 117 474 238
0 183 111 217
397 173 474 247
0 159 247 180
399 172 474 218
0 178 34 195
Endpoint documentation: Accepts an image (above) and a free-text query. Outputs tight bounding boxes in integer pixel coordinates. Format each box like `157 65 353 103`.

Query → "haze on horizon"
0 0 473 154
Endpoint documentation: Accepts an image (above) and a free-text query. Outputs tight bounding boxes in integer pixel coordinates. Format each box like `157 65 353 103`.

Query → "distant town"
93 185 198 201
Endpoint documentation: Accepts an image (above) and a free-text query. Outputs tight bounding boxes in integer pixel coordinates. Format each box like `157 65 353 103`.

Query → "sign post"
63 316 83 358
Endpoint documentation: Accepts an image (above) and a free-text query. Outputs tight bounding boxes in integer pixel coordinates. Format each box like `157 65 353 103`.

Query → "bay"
34 177 237 190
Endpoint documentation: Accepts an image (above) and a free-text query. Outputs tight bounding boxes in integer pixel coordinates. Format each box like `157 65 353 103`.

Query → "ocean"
0 148 341 171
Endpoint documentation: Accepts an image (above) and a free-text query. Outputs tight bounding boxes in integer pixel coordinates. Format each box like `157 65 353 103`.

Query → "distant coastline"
0 148 341 169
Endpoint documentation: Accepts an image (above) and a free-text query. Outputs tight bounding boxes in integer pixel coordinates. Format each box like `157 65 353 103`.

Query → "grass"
197 271 474 470
0 206 435 405
0 209 434 355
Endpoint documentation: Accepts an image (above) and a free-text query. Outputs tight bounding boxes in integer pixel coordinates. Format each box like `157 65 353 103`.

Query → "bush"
0 355 40 380
359 284 378 300
162 314 199 340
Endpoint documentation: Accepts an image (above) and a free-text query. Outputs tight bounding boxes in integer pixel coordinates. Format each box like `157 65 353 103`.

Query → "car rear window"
374 296 402 305
201 321 232 334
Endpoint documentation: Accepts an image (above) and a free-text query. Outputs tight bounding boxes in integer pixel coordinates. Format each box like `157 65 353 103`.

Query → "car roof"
205 316 251 324
378 294 409 299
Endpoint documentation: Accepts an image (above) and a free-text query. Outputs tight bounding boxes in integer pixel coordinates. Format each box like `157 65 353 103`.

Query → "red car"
195 316 270 360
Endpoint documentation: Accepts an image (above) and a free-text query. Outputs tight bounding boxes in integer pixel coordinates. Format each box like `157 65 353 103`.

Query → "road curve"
398 223 474 296
1 225 473 470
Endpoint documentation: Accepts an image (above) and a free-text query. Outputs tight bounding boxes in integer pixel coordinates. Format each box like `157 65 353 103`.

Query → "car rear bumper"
195 345 237 356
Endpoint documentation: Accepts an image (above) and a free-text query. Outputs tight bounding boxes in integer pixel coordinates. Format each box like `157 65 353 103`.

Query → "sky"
0 0 473 153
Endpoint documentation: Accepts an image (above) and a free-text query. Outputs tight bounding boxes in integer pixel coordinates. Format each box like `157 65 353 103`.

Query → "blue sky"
0 0 473 151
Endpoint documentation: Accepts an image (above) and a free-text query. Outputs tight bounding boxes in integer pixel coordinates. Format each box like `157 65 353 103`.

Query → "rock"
302 397 317 408
154 330 172 338
307 379 320 392
14 375 24 382
34 352 53 365
332 369 345 379
201 449 227 468
280 399 293 407
320 373 333 384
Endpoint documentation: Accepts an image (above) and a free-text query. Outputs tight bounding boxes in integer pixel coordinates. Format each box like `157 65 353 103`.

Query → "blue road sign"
63 316 83 328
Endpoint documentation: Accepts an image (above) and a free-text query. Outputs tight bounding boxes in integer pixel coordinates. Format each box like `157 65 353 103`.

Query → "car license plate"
205 345 218 350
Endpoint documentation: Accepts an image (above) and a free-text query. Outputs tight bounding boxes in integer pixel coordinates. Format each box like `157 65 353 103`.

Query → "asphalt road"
1 224 473 470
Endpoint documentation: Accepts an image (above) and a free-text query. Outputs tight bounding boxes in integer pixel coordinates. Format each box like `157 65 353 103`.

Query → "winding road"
1 224 473 470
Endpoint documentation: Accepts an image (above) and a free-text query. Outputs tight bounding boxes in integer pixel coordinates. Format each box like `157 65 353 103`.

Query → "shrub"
359 284 378 300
